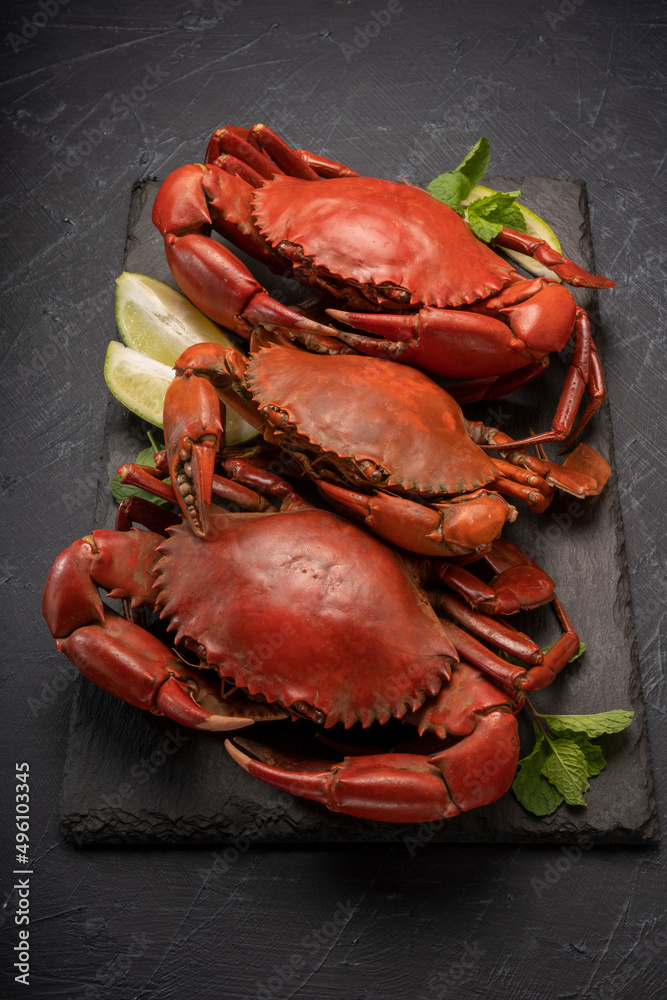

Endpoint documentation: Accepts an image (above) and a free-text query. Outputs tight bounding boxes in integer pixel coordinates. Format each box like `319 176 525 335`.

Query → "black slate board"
60 176 658 845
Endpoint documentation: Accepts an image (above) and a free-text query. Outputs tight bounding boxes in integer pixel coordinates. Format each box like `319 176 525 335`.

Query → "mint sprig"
427 136 527 242
109 431 171 507
512 708 634 817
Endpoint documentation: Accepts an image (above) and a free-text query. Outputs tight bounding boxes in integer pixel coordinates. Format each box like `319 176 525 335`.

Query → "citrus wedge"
115 271 236 364
104 341 258 445
463 185 562 280
111 273 259 444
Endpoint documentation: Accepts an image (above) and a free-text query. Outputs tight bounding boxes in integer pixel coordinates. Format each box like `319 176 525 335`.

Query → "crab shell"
251 174 514 308
153 506 457 729
244 342 499 495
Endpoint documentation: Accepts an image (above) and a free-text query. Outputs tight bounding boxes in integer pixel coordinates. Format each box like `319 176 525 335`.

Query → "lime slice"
105 341 174 426
104 341 259 445
112 272 258 444
463 185 562 281
115 271 236 365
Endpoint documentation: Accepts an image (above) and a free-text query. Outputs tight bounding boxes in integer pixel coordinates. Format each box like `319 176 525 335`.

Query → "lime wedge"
463 185 562 281
105 341 174 426
104 341 259 445
112 272 259 444
115 272 236 365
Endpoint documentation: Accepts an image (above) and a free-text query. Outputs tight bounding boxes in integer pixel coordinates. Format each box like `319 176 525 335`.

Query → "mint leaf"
512 729 564 816
467 190 527 242
109 435 171 508
467 213 505 243
539 709 634 738
427 170 471 214
541 738 589 806
428 137 492 214
568 734 607 777
454 136 490 186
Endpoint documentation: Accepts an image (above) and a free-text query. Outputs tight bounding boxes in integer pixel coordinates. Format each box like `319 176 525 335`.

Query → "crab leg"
328 286 607 451
223 457 316 512
468 424 610 497
438 538 556 615
317 481 516 557
492 227 615 289
226 660 520 822
42 532 259 731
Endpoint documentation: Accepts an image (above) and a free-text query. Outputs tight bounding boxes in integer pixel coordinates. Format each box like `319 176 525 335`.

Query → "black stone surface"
58 176 657 846
2 1 666 998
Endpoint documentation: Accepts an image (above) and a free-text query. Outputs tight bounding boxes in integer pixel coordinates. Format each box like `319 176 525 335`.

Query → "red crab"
43 455 580 823
157 332 609 558
152 123 615 450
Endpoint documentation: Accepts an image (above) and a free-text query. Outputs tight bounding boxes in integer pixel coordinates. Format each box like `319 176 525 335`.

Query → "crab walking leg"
328 287 607 452
226 660 521 822
492 227 616 289
205 126 285 179
42 532 257 731
317 481 516 557
433 594 580 692
468 423 610 497
223 457 316 512
438 541 556 615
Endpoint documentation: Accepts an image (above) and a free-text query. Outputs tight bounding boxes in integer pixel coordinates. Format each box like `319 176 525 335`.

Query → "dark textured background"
1 1 665 997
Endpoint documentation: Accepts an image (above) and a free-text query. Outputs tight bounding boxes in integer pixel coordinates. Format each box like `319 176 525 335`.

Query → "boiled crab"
43 454 580 823
152 123 614 450
158 333 609 558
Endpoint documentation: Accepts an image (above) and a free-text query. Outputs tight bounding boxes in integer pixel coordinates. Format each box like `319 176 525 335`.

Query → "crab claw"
226 706 519 822
317 481 516 557
561 442 611 493
164 368 222 537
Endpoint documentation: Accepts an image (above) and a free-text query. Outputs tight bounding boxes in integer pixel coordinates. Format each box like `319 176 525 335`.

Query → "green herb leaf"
539 709 634 738
568 734 607 777
541 738 589 806
467 190 527 242
453 135 490 186
109 435 171 508
512 728 565 816
427 170 472 215
427 137 492 215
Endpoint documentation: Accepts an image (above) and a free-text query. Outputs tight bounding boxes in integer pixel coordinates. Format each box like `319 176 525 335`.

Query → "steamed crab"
157 332 609 559
151 123 614 450
43 451 580 823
